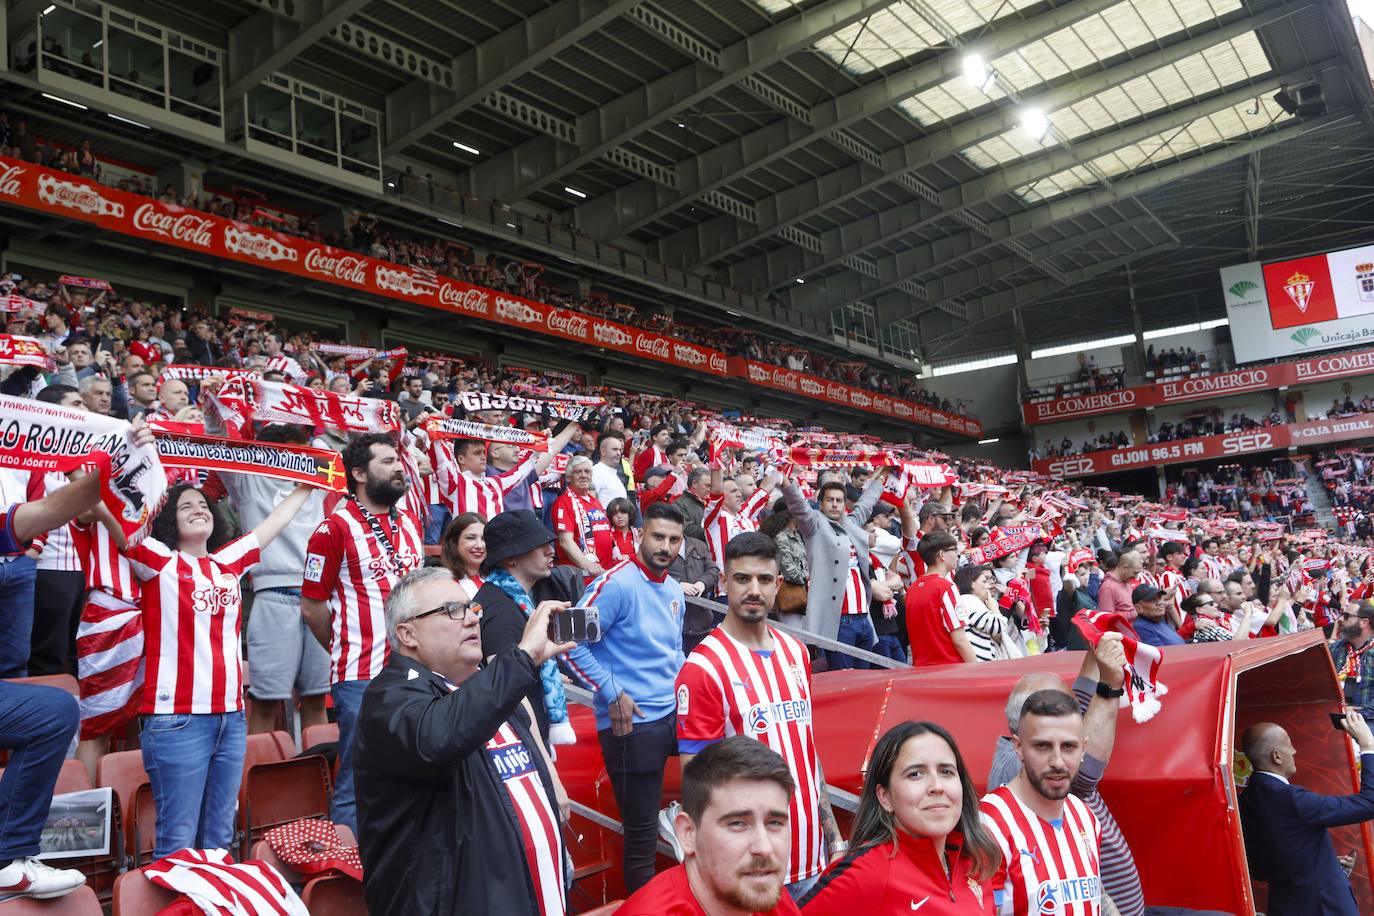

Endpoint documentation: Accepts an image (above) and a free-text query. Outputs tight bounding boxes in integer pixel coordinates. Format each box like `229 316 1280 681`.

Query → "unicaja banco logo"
1227 279 1259 301
1290 327 1321 346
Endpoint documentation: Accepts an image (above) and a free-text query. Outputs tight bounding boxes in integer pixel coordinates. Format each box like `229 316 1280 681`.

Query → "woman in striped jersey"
802 721 998 914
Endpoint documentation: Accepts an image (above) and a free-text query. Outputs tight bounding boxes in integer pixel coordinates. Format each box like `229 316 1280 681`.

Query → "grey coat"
781 477 883 640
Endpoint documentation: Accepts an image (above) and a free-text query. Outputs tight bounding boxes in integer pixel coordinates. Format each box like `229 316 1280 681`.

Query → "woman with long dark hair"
129 481 310 859
439 512 486 599
802 721 997 913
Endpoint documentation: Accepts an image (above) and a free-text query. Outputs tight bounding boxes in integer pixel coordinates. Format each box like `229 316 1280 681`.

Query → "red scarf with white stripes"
1073 609 1167 722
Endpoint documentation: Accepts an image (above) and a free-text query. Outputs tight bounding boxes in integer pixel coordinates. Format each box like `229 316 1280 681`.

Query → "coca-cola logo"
496 296 543 325
0 164 23 198
131 204 214 248
709 353 728 374
914 407 931 422
850 390 872 408
37 173 124 218
547 310 590 340
672 343 707 365
593 321 632 347
438 282 490 315
873 396 892 413
224 225 298 263
304 247 368 285
635 333 671 359
825 383 849 403
375 266 436 298
894 402 913 417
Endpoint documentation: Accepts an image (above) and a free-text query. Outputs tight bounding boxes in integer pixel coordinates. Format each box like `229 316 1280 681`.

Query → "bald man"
1239 712 1374 915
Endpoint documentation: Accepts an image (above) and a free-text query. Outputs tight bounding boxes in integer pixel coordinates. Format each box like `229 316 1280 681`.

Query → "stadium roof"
10 0 1374 367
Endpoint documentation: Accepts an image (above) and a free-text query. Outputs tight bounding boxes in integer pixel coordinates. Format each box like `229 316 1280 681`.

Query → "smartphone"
550 606 601 644
1332 712 1349 731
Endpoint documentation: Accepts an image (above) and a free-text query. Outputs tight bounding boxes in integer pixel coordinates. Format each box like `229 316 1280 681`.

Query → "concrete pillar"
155 160 207 202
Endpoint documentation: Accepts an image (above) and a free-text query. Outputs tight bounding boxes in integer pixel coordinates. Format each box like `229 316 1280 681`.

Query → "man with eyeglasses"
353 565 574 916
906 530 977 666
1332 601 1374 724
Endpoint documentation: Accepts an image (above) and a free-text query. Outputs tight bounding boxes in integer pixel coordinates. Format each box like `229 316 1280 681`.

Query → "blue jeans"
331 680 370 835
0 555 37 678
827 615 876 670
140 710 246 859
0 682 78 859
871 634 907 663
424 504 451 545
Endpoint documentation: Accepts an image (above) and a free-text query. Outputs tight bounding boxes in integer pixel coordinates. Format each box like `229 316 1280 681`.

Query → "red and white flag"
145 848 306 915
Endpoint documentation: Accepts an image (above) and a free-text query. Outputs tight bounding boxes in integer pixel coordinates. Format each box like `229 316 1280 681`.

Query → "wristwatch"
1095 681 1125 699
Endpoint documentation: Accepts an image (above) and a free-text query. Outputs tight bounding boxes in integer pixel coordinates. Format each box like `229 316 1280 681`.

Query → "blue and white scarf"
484 568 575 744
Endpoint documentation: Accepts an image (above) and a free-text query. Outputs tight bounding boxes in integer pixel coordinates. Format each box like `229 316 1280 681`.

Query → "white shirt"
591 461 626 507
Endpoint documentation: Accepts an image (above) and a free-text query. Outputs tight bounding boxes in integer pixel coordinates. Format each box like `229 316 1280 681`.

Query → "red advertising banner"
1287 411 1374 447
729 359 981 436
1033 427 1291 478
1024 347 1374 426
0 156 979 438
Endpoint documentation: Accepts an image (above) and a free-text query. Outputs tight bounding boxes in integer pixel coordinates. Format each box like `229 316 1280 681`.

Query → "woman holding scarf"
128 481 310 859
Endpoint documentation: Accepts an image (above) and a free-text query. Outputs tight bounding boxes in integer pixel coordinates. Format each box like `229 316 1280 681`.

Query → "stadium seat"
131 782 158 867
240 731 289 786
239 754 332 856
5 674 80 698
301 722 338 750
55 758 94 794
111 867 179 916
95 749 149 862
269 728 297 758
0 885 102 914
300 874 366 915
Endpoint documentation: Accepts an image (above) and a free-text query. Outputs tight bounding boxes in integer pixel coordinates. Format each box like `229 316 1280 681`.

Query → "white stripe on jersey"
488 722 566 916
680 627 824 883
840 543 866 615
702 496 759 573
74 520 138 603
36 473 82 571
980 785 1101 916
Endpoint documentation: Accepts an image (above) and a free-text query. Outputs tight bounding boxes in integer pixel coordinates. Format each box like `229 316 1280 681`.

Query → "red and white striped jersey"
263 354 304 381
127 533 261 715
34 473 82 572
71 519 139 603
144 847 305 915
742 486 771 522
702 495 760 573
980 785 1102 916
1159 568 1186 615
1200 555 1226 581
302 500 424 684
432 445 538 518
840 541 866 615
485 720 566 916
676 626 824 884
903 533 926 580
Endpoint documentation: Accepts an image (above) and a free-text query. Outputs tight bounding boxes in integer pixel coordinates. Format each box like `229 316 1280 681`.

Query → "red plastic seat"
112 867 180 916
269 728 297 759
239 754 332 856
247 823 356 885
238 731 288 793
131 782 158 867
301 722 338 750
0 885 103 914
55 758 94 794
95 749 149 864
300 874 367 915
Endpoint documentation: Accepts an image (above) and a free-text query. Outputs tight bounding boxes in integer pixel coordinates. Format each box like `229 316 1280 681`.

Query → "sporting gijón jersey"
979 786 1102 916
486 721 566 916
126 533 261 715
302 500 424 684
675 626 824 884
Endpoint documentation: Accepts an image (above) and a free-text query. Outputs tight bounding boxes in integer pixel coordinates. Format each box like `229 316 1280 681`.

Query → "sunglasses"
410 601 483 625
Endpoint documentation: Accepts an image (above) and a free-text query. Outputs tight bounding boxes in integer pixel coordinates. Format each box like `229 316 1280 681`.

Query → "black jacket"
475 566 583 742
353 650 557 916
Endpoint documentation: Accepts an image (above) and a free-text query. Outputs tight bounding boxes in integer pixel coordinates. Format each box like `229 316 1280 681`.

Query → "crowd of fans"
1146 409 1282 443
1031 429 1132 459
0 119 969 419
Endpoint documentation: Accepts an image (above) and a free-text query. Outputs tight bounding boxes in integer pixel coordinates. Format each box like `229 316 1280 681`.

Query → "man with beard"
674 532 842 900
619 737 800 915
302 433 424 833
981 690 1107 916
1331 601 1374 723
565 500 687 893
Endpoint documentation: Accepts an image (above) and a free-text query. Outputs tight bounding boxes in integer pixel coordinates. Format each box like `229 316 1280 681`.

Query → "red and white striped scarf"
424 416 548 450
145 848 307 915
213 376 399 437
1072 609 1167 722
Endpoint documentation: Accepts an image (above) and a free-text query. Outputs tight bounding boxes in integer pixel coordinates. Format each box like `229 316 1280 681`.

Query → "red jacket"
619 863 801 915
802 830 995 915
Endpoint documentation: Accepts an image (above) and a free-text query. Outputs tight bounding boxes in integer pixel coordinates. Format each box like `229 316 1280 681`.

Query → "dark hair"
35 384 79 404
255 423 309 445
724 531 777 568
606 497 635 524
848 722 1000 881
150 483 230 551
440 512 485 578
1020 688 1081 722
953 563 991 596
1160 540 1187 559
1181 593 1211 616
1226 569 1248 585
452 438 486 458
917 530 957 566
599 429 625 446
681 736 795 824
960 502 982 523
666 437 689 455
1202 537 1219 551
650 423 670 438
341 433 396 494
757 511 790 539
818 481 847 503
1181 556 1200 578
967 525 989 547
1098 550 1119 572
643 500 686 528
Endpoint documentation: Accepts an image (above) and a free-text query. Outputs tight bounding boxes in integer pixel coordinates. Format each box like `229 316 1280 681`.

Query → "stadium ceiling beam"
380 0 640 159
462 0 905 203
589 0 1131 244
1245 152 1262 260
913 240 1179 357
665 4 1308 275
225 0 371 101
778 66 1312 311
786 112 1345 320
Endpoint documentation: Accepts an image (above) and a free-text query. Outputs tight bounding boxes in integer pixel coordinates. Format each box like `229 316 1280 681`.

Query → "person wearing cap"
353 566 573 916
1331 600 1374 723
1131 584 1183 647
473 510 584 746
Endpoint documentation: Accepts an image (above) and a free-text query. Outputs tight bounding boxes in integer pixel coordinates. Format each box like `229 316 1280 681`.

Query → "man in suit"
1239 710 1374 915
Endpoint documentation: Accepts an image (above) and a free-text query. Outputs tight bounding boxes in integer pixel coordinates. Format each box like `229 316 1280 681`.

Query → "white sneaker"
0 857 87 901
658 801 685 862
